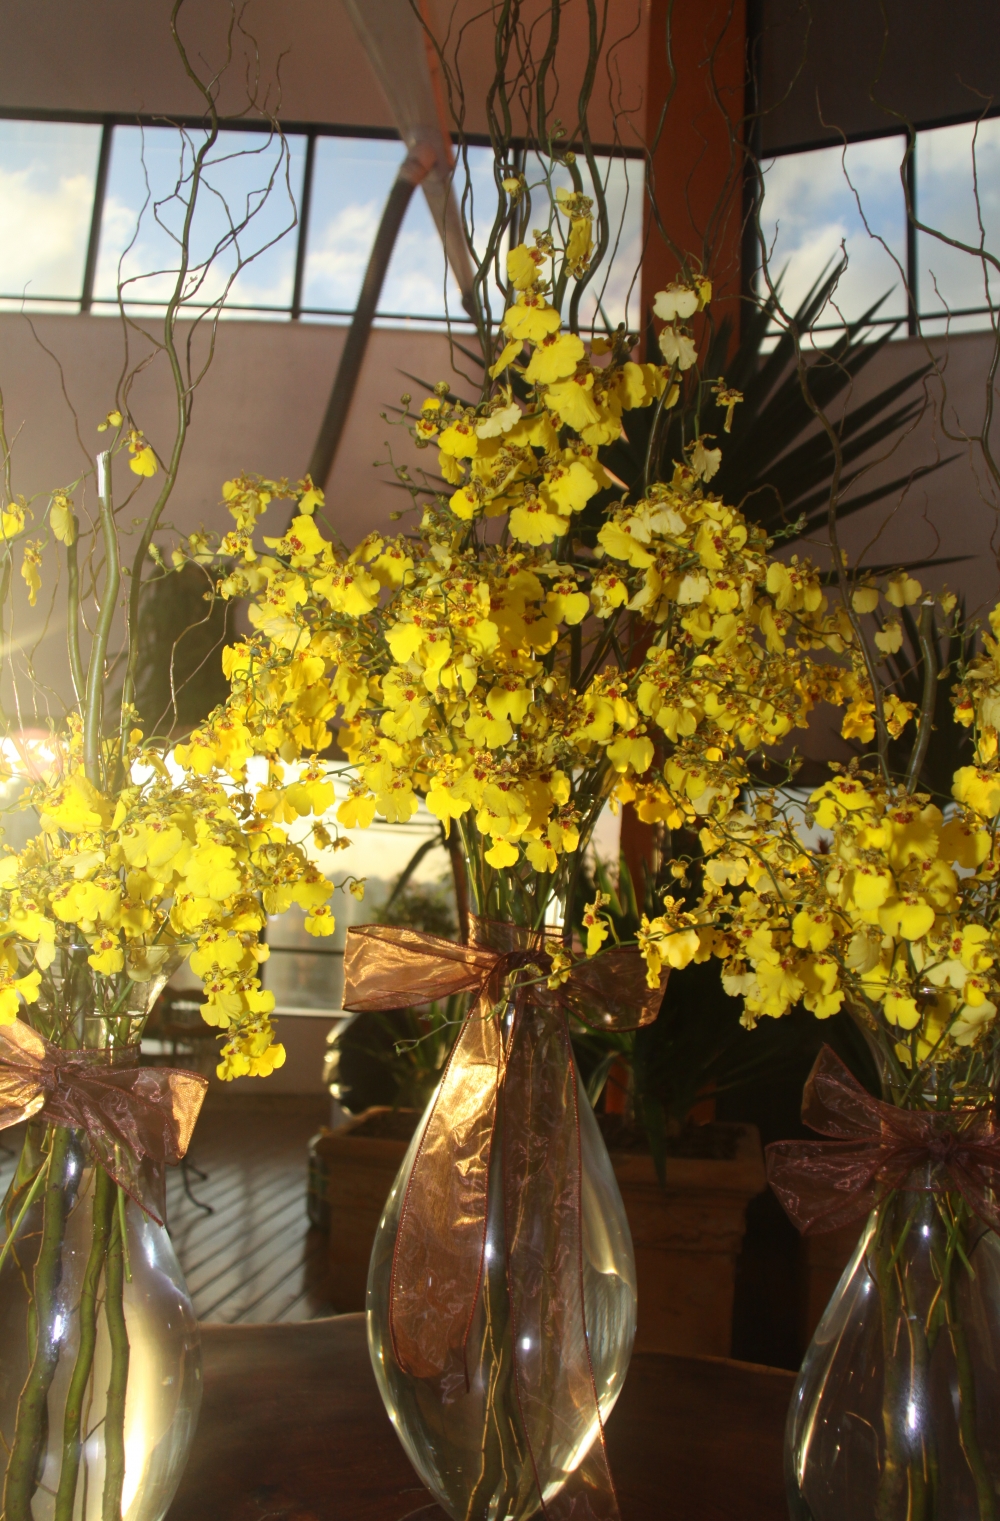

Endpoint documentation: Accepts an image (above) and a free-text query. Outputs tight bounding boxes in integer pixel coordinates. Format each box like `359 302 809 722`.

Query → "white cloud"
0 168 93 299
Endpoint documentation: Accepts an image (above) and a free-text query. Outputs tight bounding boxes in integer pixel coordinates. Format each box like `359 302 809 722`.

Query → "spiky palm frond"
595 268 956 542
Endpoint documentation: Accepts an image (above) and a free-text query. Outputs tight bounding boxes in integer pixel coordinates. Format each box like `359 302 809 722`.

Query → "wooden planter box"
314 1107 418 1312
610 1124 766 1358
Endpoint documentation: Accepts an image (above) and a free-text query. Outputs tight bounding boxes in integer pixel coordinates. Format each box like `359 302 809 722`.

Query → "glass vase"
0 947 202 1521
368 1045 636 1521
786 1169 1000 1520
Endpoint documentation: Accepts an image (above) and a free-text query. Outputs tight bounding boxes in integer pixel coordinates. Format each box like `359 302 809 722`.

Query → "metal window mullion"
905 138 919 337
80 120 112 314
291 130 317 320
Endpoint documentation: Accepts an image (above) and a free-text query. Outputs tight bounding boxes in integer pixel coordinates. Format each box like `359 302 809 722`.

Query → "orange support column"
640 0 748 334
625 0 748 906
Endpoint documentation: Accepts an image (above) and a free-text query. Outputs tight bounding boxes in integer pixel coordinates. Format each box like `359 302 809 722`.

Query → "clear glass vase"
787 1170 1000 1521
368 1052 636 1521
0 947 202 1521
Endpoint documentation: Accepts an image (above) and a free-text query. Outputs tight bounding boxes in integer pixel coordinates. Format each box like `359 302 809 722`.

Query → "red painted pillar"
624 0 748 907
640 0 747 335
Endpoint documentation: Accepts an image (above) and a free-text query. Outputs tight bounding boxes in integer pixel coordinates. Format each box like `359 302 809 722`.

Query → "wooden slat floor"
0 1103 336 1326
166 1103 335 1324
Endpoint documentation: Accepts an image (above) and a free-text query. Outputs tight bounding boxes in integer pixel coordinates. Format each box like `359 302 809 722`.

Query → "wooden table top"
166 1313 794 1520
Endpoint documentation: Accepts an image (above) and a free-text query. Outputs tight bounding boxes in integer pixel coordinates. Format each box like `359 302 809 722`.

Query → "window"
299 137 499 325
0 115 645 331
0 120 103 310
93 125 307 318
758 136 908 330
757 116 999 339
521 150 645 333
916 117 1000 335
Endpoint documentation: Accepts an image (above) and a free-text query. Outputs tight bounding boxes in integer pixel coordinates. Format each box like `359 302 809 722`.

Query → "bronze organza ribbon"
0 1019 208 1226
767 1045 1000 1235
343 919 665 1521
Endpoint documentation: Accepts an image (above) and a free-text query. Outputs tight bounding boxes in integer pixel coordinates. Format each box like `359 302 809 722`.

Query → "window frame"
751 108 1000 339
0 106 645 329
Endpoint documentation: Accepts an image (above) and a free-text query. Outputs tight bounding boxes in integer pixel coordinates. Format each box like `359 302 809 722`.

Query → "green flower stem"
83 451 119 789
53 1165 114 1521
874 1213 911 1521
116 1183 132 1284
101 1201 130 1521
3 1126 71 1521
0 1156 50 1279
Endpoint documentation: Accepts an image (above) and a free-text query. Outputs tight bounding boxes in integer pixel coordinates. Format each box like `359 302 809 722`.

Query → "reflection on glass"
0 120 102 309
522 152 644 333
302 138 497 324
93 125 306 316
301 136 405 315
759 136 908 331
260 803 451 1013
916 117 1000 335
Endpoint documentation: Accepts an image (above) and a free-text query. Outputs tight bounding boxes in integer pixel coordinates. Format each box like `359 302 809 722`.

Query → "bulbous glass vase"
0 947 202 1521
787 1171 1000 1521
368 1065 636 1521
0 1123 202 1521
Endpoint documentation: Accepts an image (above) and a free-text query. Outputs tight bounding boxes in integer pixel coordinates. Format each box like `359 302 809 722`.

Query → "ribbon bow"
767 1045 1000 1236
0 1019 208 1226
343 919 665 1521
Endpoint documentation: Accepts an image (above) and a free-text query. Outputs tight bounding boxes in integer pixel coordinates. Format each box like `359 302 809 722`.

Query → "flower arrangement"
0 701 335 1081
178 237 849 946
694 588 1000 1099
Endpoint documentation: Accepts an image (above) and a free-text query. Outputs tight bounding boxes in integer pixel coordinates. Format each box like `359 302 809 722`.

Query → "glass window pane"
301 135 408 316
302 139 640 330
758 137 908 333
522 152 645 334
380 144 496 323
916 118 1000 335
94 125 305 315
0 120 102 310
261 785 451 1014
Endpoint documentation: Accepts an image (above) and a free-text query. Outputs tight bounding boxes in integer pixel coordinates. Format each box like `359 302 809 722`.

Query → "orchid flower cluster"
0 713 337 1079
687 595 1000 1100
174 222 857 947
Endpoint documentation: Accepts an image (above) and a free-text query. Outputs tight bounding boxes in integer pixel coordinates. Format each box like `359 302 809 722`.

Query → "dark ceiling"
757 0 999 153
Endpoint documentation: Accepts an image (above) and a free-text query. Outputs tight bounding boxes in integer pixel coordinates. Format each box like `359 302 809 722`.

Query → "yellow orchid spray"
691 584 1000 1101
181 221 851 943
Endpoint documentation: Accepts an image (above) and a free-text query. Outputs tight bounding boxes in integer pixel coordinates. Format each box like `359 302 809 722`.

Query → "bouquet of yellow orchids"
0 403 343 1521
0 706 336 1081
697 589 1000 1102
181 234 855 954
0 448 340 1083
165 189 873 1520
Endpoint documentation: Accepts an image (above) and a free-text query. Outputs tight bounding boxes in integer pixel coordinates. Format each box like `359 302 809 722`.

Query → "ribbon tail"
389 984 503 1381
504 1006 620 1521
86 1132 164 1226
948 1161 1000 1239
766 1138 887 1235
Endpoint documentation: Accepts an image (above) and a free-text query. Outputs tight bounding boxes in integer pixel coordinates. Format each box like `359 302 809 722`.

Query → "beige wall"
825 330 1000 617
3 307 998 715
0 309 472 707
0 0 649 146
